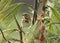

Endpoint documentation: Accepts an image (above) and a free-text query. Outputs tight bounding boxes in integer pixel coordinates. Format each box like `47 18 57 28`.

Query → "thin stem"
0 29 11 43
14 16 23 43
32 0 38 25
50 22 60 24
47 22 60 26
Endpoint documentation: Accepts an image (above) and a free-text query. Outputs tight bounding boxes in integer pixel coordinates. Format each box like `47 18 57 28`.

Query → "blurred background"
13 0 60 13
0 0 60 43
13 0 34 13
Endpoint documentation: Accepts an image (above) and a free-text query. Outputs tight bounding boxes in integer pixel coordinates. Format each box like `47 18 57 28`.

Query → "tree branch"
0 29 11 43
47 22 60 26
14 16 23 43
32 0 38 25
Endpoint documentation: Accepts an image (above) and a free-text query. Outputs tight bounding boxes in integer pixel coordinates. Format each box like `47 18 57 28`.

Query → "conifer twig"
0 29 11 43
47 22 60 26
14 16 23 43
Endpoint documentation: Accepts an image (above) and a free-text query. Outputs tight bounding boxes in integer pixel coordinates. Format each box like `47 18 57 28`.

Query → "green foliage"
0 0 60 43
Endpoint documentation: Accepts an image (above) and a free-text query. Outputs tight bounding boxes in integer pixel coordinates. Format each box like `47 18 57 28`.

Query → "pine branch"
50 22 60 24
14 16 23 43
0 29 11 43
47 22 60 26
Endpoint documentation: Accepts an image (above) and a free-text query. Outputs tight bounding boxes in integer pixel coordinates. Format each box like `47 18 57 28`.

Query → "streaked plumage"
22 13 31 27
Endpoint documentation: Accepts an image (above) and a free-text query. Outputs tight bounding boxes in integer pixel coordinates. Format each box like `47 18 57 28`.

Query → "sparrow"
22 13 31 27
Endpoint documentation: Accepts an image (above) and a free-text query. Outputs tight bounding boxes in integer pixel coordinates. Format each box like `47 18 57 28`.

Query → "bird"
21 13 31 28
